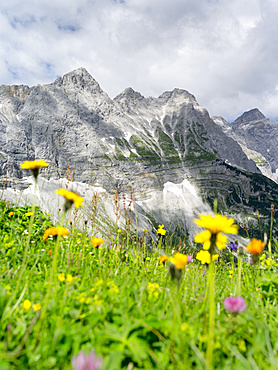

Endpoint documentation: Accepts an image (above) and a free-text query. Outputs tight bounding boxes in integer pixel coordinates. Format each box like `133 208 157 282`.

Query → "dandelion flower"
8 212 14 217
58 273 65 282
246 238 265 256
90 237 104 248
33 303 41 311
170 253 188 269
43 227 70 242
24 212 34 217
157 224 166 236
55 188 84 210
223 296 247 314
67 274 74 283
23 299 32 311
159 255 168 263
196 250 219 264
194 214 238 251
20 160 49 179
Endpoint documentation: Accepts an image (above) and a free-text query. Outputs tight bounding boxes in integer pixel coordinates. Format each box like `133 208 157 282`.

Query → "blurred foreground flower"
55 188 84 211
20 160 49 180
71 350 102 370
194 214 238 251
223 296 247 314
43 227 70 242
91 237 104 248
196 250 219 264
23 299 32 311
169 253 188 281
159 255 168 263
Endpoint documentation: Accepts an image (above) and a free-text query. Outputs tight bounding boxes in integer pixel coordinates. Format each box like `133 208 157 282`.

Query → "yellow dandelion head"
43 227 70 242
194 214 238 236
55 188 84 208
90 237 104 247
23 299 32 311
20 160 49 170
170 253 188 269
246 238 265 256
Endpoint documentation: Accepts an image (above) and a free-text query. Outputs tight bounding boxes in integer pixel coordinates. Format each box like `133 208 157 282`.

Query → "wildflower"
71 350 102 370
33 303 41 311
227 242 238 250
196 250 218 264
77 238 81 244
20 160 49 181
159 255 168 263
43 227 70 242
90 237 104 248
8 212 14 217
48 250 52 256
187 255 193 263
23 299 32 311
246 238 265 256
170 253 188 269
58 273 65 282
223 296 247 314
194 214 238 251
24 212 34 217
55 188 84 211
67 274 74 283
157 224 166 236
202 269 207 276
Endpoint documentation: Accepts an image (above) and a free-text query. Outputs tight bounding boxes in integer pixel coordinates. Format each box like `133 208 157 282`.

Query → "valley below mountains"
1 67 278 239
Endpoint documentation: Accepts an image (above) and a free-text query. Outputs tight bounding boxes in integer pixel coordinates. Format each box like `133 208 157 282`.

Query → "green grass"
0 198 278 369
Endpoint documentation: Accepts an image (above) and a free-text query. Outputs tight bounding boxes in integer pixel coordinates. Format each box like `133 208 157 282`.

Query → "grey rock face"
213 108 278 182
1 68 278 235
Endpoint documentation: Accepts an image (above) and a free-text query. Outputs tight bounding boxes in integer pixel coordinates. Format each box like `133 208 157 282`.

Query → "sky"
1 0 278 121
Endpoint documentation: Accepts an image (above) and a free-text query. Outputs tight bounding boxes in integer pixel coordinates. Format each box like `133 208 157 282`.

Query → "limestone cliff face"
1 68 278 234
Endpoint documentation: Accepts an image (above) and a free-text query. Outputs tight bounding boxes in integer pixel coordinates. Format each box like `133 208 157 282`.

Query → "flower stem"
206 259 215 370
237 256 242 296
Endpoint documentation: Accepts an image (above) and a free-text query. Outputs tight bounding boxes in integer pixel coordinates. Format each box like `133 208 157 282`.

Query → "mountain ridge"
1 67 278 237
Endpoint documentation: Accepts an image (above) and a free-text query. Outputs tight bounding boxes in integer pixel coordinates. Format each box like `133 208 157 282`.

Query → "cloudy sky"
1 0 278 121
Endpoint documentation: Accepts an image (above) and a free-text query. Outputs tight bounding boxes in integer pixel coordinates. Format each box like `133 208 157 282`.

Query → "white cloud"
0 0 278 120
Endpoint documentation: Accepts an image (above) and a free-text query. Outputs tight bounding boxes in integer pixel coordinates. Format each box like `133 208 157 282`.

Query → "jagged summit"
54 67 104 95
114 87 144 102
233 108 266 124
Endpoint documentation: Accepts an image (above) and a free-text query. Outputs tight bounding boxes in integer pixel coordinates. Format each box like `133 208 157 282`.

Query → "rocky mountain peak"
54 67 104 95
233 108 266 124
114 87 144 102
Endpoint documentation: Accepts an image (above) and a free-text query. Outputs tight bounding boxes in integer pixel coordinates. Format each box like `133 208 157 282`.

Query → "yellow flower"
21 160 49 170
58 273 65 282
77 238 81 244
20 160 49 179
8 212 14 217
170 253 188 269
55 188 84 209
90 237 104 247
43 227 70 242
67 274 74 282
157 224 166 236
246 238 265 256
24 212 34 217
23 299 32 311
33 303 41 311
194 214 238 251
159 255 168 263
196 250 219 264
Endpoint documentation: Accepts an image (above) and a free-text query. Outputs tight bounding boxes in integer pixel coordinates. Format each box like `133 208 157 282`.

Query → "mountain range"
1 67 277 238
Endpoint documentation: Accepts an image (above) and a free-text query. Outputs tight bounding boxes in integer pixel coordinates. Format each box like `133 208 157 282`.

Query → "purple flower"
227 242 238 250
71 350 102 370
202 269 207 276
223 296 247 314
187 255 193 263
